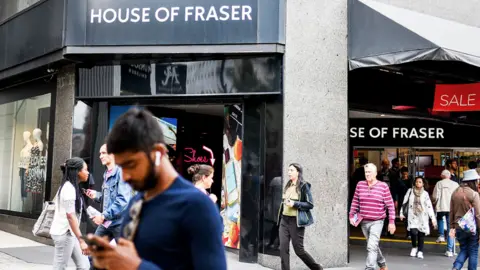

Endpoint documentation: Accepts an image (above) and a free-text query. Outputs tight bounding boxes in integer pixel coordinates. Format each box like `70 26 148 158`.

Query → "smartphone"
81 236 105 251
81 188 87 194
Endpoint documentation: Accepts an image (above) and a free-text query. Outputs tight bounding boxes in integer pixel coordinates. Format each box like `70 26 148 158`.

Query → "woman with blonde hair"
188 164 217 203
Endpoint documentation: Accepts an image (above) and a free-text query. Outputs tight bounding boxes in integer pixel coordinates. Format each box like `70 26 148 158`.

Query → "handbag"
402 189 412 218
32 192 57 239
457 193 477 235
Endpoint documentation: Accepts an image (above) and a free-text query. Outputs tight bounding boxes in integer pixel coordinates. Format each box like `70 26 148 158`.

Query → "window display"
221 105 243 249
0 93 51 214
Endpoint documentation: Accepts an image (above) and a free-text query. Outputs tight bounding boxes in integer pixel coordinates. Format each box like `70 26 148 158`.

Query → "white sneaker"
417 251 424 259
436 236 445 243
410 248 418 257
445 251 453 257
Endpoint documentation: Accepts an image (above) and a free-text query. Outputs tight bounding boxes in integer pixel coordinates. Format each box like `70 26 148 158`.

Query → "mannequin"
26 128 45 194
32 128 44 152
19 131 32 199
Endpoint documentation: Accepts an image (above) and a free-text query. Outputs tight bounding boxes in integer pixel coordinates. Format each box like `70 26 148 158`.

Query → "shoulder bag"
457 192 477 235
32 192 57 239
402 189 412 218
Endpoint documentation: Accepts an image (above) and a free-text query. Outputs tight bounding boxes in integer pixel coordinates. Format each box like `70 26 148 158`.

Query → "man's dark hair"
446 159 456 168
400 166 409 173
107 107 165 154
392 158 399 164
359 157 368 166
468 161 478 169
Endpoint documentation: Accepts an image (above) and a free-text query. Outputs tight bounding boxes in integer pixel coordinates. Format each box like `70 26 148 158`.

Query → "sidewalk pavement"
0 229 472 269
0 230 281 270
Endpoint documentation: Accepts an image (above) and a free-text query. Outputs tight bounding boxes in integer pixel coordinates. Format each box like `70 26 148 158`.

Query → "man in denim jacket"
86 144 132 241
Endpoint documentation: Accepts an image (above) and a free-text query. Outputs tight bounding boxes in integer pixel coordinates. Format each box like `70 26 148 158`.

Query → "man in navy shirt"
88 108 227 270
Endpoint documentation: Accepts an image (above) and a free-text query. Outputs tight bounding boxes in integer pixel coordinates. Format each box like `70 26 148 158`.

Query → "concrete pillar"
259 0 349 269
50 64 75 198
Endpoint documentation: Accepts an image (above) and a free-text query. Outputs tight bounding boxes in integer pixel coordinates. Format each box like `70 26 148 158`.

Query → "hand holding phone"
84 189 96 199
81 235 107 251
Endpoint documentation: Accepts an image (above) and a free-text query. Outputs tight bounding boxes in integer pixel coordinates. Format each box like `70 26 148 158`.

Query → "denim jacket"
277 180 314 227
94 166 132 226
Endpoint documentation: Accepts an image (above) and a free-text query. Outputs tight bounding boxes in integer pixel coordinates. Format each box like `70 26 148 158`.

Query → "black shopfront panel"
77 56 282 98
65 0 284 46
350 118 480 148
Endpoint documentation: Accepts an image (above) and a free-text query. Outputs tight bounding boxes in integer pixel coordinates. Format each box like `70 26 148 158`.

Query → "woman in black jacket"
278 163 322 270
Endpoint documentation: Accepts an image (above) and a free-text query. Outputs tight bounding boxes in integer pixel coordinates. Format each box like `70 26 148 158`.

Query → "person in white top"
49 157 90 270
400 177 437 259
432 169 459 257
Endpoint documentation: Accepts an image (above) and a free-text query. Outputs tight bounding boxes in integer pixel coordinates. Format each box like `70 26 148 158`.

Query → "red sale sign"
433 83 480 112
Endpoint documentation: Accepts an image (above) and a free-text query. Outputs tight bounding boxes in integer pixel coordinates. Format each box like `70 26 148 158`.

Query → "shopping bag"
457 195 477 235
32 200 56 238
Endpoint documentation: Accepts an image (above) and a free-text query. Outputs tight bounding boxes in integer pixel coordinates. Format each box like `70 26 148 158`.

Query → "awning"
348 0 480 70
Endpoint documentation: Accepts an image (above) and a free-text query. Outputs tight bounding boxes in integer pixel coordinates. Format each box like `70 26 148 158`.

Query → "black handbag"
402 189 412 218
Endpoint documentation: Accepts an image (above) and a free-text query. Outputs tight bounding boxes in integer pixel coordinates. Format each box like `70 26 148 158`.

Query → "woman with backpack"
400 176 437 259
450 169 480 270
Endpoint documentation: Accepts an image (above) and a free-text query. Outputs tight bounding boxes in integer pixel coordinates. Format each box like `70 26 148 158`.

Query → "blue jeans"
437 212 454 252
453 229 479 270
94 223 122 241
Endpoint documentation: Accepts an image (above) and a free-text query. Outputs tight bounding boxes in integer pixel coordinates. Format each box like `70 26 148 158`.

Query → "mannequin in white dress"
32 128 44 152
19 131 32 199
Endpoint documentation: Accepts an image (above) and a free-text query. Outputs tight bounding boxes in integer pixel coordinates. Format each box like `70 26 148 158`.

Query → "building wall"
51 65 75 197
259 0 349 269
0 0 42 22
375 0 480 27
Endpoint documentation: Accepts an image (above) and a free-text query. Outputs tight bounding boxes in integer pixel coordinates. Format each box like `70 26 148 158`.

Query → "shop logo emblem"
161 66 181 86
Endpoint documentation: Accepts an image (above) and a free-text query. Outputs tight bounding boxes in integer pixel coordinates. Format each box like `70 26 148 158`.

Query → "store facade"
3 0 480 268
0 0 350 268
0 0 404 267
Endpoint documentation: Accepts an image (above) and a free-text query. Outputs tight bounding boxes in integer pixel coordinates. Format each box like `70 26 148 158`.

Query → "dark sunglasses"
123 199 144 241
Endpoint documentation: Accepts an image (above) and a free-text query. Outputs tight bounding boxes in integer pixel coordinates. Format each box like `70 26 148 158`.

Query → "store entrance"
350 147 480 247
109 103 243 249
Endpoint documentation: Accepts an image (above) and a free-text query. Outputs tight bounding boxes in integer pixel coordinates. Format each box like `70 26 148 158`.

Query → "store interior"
109 103 243 249
348 110 480 245
350 147 480 240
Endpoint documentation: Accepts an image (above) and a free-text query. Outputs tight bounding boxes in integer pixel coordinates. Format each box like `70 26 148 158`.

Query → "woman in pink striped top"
349 163 396 270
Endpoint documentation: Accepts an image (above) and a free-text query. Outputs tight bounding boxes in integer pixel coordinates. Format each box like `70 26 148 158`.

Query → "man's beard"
132 160 158 192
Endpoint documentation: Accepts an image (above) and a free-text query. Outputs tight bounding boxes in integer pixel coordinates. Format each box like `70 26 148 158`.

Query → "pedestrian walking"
432 170 459 257
349 163 395 270
49 157 90 270
400 177 437 259
85 143 132 241
87 108 226 270
450 169 480 270
278 163 322 270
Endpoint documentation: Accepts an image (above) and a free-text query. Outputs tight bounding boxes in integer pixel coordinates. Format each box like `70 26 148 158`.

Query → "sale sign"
433 83 480 111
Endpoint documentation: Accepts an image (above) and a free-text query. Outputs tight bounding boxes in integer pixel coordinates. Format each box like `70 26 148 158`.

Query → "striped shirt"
349 180 395 224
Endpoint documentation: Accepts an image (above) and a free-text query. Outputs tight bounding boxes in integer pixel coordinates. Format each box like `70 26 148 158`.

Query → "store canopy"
349 0 480 70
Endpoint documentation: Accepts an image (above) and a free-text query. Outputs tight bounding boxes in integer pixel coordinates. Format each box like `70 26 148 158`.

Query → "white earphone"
155 151 161 166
